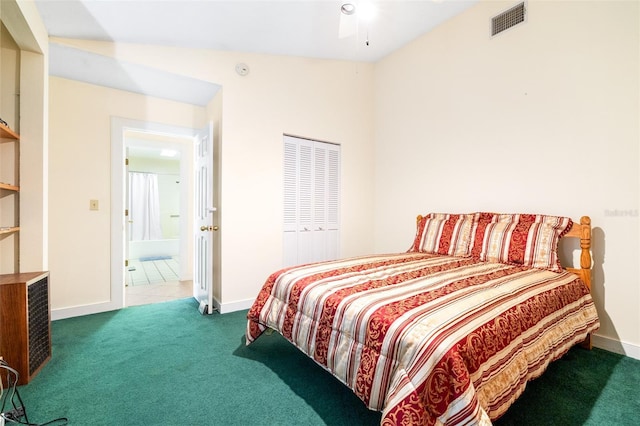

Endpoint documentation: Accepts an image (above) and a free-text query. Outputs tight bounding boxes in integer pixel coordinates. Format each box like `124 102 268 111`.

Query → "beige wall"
1 22 19 131
48 44 376 312
46 1 638 357
48 77 206 309
374 0 639 356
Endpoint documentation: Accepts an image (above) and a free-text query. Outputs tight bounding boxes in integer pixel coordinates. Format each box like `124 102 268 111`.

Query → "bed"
246 212 600 425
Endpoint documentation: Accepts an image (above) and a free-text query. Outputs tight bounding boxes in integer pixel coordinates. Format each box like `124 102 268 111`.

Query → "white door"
194 124 215 313
124 150 131 286
283 135 340 267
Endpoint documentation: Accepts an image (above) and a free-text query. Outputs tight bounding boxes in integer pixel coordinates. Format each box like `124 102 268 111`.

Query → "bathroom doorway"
124 130 193 306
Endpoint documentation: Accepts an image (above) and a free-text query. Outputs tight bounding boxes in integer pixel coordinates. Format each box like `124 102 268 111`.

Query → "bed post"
579 216 593 349
579 216 592 291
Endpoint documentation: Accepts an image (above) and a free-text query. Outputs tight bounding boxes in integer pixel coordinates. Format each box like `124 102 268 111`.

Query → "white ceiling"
48 43 221 106
34 0 479 105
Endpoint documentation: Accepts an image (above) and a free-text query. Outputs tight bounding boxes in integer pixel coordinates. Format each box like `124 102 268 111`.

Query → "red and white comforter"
246 253 599 425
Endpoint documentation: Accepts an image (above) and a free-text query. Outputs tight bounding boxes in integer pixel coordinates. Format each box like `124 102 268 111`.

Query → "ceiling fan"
338 2 377 41
338 3 357 38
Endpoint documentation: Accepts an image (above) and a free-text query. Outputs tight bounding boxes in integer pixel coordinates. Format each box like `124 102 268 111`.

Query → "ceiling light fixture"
339 2 378 46
160 149 178 157
341 3 356 15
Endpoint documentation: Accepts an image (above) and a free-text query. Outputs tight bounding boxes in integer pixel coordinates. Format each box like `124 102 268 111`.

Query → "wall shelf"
0 182 19 191
0 122 19 141
0 227 20 235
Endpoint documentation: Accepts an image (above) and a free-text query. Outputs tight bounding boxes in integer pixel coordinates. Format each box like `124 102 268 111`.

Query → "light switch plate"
90 199 99 210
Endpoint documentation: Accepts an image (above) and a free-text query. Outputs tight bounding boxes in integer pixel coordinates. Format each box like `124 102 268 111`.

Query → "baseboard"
592 333 640 360
217 298 254 314
52 300 120 321
52 296 252 320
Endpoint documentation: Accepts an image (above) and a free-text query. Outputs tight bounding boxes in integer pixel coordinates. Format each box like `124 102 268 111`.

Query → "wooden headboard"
562 216 592 291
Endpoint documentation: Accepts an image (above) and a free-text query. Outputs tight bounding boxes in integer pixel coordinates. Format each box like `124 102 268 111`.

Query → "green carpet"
14 298 640 425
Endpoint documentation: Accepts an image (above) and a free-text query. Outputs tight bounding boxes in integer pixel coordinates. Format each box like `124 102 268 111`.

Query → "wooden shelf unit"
0 121 20 273
0 271 51 386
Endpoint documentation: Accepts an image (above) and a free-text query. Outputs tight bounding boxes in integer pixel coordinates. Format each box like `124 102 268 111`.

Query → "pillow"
408 215 429 253
477 213 573 271
409 213 477 257
469 212 497 259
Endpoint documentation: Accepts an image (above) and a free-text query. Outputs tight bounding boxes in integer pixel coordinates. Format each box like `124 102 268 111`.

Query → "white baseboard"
52 300 120 321
216 298 254 314
52 296 253 321
592 333 640 360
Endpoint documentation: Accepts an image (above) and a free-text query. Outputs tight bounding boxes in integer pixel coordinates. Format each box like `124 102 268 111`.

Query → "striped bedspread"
246 253 600 425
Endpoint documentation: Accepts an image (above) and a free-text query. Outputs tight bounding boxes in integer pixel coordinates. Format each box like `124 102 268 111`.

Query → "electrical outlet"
89 199 99 211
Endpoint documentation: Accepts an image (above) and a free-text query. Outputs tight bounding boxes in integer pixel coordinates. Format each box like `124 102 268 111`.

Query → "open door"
194 123 215 313
124 149 131 288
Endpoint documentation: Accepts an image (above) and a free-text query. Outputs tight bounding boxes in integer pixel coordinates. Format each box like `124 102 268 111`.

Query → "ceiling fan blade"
338 13 357 38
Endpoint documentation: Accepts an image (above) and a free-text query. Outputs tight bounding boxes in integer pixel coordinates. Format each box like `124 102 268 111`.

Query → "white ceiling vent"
491 2 526 37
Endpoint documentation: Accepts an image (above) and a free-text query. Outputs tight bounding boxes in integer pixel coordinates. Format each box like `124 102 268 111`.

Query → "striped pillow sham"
475 213 573 272
409 213 477 257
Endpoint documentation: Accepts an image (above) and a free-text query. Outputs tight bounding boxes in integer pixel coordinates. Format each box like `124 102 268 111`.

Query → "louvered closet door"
324 144 340 261
283 136 340 267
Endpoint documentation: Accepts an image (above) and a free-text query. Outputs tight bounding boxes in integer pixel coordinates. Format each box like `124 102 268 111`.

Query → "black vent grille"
28 276 50 375
492 2 526 37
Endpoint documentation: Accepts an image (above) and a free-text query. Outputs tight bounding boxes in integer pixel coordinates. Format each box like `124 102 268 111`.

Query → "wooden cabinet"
0 121 20 273
0 271 51 386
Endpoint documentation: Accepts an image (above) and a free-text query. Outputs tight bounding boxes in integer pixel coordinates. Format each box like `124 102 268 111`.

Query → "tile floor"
127 258 179 285
125 257 192 307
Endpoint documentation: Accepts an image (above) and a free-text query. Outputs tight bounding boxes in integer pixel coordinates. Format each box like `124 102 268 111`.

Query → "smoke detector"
235 63 250 76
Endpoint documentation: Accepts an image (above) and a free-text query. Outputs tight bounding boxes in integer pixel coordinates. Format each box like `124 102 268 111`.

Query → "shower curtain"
129 172 163 241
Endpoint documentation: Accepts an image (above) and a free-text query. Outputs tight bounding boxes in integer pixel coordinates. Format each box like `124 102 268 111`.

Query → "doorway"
125 132 193 306
110 118 207 310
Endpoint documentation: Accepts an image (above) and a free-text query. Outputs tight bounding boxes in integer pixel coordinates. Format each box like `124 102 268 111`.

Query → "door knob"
200 225 219 231
212 226 219 231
